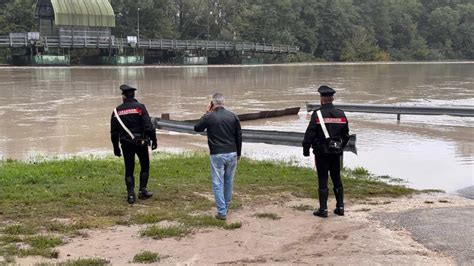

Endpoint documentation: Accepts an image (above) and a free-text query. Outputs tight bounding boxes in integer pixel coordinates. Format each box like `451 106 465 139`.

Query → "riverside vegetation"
0 152 415 264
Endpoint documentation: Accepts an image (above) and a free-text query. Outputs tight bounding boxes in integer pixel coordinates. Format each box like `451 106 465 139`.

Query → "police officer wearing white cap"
303 85 350 217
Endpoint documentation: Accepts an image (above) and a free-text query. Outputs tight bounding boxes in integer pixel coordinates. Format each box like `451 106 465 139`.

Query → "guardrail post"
397 113 401 121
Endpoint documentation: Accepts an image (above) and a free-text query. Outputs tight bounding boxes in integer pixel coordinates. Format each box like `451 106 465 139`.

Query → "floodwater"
0 62 473 192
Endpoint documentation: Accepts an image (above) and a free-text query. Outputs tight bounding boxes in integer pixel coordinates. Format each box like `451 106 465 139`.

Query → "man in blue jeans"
194 93 242 220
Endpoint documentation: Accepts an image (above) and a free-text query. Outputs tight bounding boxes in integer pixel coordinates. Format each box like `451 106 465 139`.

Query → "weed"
26 236 63 249
254 213 281 220
140 225 190 239
58 258 110 266
223 222 242 230
292 204 313 211
2 224 36 235
132 251 160 264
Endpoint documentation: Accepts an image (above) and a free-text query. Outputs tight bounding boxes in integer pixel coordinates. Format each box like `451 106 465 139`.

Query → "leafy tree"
427 6 460 57
0 0 36 34
0 0 473 60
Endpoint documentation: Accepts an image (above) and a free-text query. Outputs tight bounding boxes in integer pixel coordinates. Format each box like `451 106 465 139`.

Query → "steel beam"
153 118 356 154
306 103 474 117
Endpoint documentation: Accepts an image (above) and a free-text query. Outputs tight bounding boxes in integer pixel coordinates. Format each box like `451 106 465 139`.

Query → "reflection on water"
0 62 473 191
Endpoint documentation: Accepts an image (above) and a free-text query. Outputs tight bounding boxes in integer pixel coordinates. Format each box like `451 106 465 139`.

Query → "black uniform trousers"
121 141 149 191
315 153 343 190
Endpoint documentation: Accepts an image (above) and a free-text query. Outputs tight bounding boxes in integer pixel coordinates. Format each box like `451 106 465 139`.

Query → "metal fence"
0 34 299 54
306 103 474 120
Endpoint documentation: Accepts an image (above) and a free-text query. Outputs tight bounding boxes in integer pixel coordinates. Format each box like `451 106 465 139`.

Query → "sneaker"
215 213 227 220
313 208 328 218
138 189 153 200
127 193 136 204
334 207 344 216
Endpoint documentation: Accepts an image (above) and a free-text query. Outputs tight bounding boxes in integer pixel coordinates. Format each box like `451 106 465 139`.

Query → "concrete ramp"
377 206 474 264
457 186 474 199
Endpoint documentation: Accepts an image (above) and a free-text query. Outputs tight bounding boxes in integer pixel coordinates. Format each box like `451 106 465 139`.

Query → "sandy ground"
16 194 473 266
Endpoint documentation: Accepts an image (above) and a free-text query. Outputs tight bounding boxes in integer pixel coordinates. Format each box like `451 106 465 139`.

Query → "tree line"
0 0 472 61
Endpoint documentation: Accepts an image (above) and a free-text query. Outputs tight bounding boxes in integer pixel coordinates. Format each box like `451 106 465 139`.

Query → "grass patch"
2 224 36 235
292 204 313 211
133 251 160 264
0 235 63 259
223 222 242 230
177 215 242 230
58 258 110 266
26 236 63 249
254 213 281 220
140 225 189 239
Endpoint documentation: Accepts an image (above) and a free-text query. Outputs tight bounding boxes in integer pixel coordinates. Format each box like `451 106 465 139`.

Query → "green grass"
0 152 415 260
59 258 110 266
0 235 63 260
133 251 160 264
2 224 37 235
292 204 313 212
0 153 413 224
140 225 189 239
223 222 242 230
254 213 281 220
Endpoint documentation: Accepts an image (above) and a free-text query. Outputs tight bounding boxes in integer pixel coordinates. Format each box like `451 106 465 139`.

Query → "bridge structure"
0 35 299 54
1 0 299 66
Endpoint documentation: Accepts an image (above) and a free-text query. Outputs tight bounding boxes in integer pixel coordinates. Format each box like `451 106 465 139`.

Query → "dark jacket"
194 106 242 156
303 103 349 155
110 98 157 146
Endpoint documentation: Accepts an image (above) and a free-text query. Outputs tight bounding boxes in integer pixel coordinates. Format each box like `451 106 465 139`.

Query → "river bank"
0 152 418 264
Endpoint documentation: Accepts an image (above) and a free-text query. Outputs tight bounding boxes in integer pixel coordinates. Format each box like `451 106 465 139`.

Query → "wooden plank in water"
183 107 300 123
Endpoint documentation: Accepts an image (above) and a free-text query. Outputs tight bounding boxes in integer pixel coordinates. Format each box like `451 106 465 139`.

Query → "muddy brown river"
0 62 472 192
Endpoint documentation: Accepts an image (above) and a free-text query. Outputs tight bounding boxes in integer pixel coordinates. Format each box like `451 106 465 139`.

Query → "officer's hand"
303 149 310 157
151 140 158 150
114 147 122 157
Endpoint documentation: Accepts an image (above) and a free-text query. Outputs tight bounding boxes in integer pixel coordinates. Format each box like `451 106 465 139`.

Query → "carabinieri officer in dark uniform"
303 85 349 218
110 84 157 204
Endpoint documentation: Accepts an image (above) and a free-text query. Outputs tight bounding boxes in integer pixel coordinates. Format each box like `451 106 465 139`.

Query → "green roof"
51 0 115 28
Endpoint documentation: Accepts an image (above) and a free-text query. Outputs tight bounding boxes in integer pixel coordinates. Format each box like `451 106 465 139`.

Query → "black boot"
125 176 135 204
333 187 344 216
138 172 153 200
313 189 329 218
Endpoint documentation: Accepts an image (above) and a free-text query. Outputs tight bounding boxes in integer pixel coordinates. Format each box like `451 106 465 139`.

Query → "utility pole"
137 7 140 43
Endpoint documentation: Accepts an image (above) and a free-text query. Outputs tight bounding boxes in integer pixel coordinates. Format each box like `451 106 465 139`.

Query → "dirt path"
18 194 473 265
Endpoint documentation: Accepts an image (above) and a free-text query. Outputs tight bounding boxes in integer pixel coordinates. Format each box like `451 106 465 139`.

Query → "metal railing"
306 103 474 120
154 118 304 147
0 34 299 54
153 118 357 154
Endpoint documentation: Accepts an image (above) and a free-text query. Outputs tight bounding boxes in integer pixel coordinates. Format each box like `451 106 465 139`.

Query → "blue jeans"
210 152 237 216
